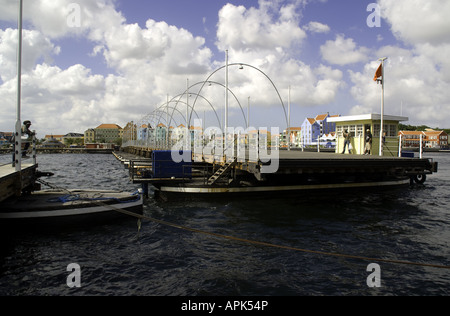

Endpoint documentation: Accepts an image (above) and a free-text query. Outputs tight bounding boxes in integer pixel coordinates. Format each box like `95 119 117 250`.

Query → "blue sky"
1 0 450 134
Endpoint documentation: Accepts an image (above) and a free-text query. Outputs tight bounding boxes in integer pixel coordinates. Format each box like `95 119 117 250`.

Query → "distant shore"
0 148 114 154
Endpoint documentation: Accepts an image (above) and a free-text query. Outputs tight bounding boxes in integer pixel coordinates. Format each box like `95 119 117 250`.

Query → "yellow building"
328 114 408 156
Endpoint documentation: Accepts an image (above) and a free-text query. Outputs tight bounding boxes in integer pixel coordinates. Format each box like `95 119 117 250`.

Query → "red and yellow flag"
373 63 382 81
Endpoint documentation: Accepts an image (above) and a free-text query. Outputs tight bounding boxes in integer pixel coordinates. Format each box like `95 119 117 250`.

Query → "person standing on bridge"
21 120 35 158
364 129 372 155
342 129 352 154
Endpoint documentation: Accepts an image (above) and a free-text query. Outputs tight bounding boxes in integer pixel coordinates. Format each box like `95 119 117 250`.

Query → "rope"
102 201 450 271
36 179 450 270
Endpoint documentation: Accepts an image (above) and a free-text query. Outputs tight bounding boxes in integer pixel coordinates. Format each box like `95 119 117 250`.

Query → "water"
0 153 449 297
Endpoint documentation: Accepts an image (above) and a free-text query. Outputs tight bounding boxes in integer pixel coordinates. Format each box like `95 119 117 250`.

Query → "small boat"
0 189 143 229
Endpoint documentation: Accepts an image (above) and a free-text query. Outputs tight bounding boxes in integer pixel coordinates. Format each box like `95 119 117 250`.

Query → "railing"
123 128 280 165
11 131 37 168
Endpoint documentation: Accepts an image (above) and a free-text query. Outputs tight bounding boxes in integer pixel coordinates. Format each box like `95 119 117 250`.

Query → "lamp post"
288 85 291 151
224 50 229 161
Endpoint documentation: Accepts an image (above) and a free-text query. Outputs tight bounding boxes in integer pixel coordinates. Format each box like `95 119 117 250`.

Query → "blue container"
152 150 192 179
401 151 415 158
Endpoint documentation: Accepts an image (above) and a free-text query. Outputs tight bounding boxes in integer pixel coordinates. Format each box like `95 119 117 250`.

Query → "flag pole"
15 0 23 171
378 57 387 156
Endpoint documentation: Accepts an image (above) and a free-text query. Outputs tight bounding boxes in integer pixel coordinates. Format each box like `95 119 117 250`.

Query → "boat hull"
154 177 411 199
0 189 143 229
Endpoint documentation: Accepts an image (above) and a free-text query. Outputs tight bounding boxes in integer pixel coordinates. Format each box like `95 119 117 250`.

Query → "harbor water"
0 152 449 297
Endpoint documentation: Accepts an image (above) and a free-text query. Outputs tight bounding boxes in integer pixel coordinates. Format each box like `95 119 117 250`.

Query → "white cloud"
216 2 306 52
320 35 370 65
0 0 215 134
0 0 346 133
379 0 450 45
346 0 450 127
213 1 343 124
0 28 59 82
349 44 450 127
305 21 330 34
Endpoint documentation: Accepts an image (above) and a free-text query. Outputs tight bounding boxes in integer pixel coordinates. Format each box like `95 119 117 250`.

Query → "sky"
1 0 450 136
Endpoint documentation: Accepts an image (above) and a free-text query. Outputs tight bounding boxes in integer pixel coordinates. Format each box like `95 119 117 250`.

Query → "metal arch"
162 92 223 131
189 80 247 129
156 99 201 129
176 80 248 129
194 63 288 128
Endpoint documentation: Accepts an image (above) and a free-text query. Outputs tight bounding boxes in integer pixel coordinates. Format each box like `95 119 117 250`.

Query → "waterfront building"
40 136 65 148
137 124 149 141
282 127 302 148
95 124 123 143
328 114 408 156
44 135 65 142
301 113 339 147
84 129 95 144
62 133 84 146
84 124 123 145
399 130 448 149
0 132 14 144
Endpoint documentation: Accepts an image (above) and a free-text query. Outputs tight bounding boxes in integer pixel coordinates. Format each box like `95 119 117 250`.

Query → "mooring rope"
36 178 450 270
102 199 450 271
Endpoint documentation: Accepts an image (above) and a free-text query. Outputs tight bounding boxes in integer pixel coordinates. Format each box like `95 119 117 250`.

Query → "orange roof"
399 131 423 135
424 131 445 135
96 124 122 129
315 114 328 121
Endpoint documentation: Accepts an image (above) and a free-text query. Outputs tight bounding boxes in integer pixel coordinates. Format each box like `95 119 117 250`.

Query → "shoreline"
0 148 114 154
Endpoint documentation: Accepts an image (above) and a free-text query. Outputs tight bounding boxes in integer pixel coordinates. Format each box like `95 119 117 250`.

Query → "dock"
0 162 38 202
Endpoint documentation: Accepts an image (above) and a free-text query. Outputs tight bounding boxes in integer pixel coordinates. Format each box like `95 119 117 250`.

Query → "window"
374 124 397 137
349 125 356 137
388 124 397 137
373 124 380 136
356 125 363 137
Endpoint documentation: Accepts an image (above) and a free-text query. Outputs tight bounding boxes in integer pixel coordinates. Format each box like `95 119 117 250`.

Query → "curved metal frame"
192 63 288 129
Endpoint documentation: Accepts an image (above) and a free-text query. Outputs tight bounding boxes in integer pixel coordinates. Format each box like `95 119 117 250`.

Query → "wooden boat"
0 189 143 228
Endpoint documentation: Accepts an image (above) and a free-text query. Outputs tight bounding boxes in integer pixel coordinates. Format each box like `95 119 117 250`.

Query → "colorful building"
84 124 123 144
399 130 448 149
301 113 339 146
